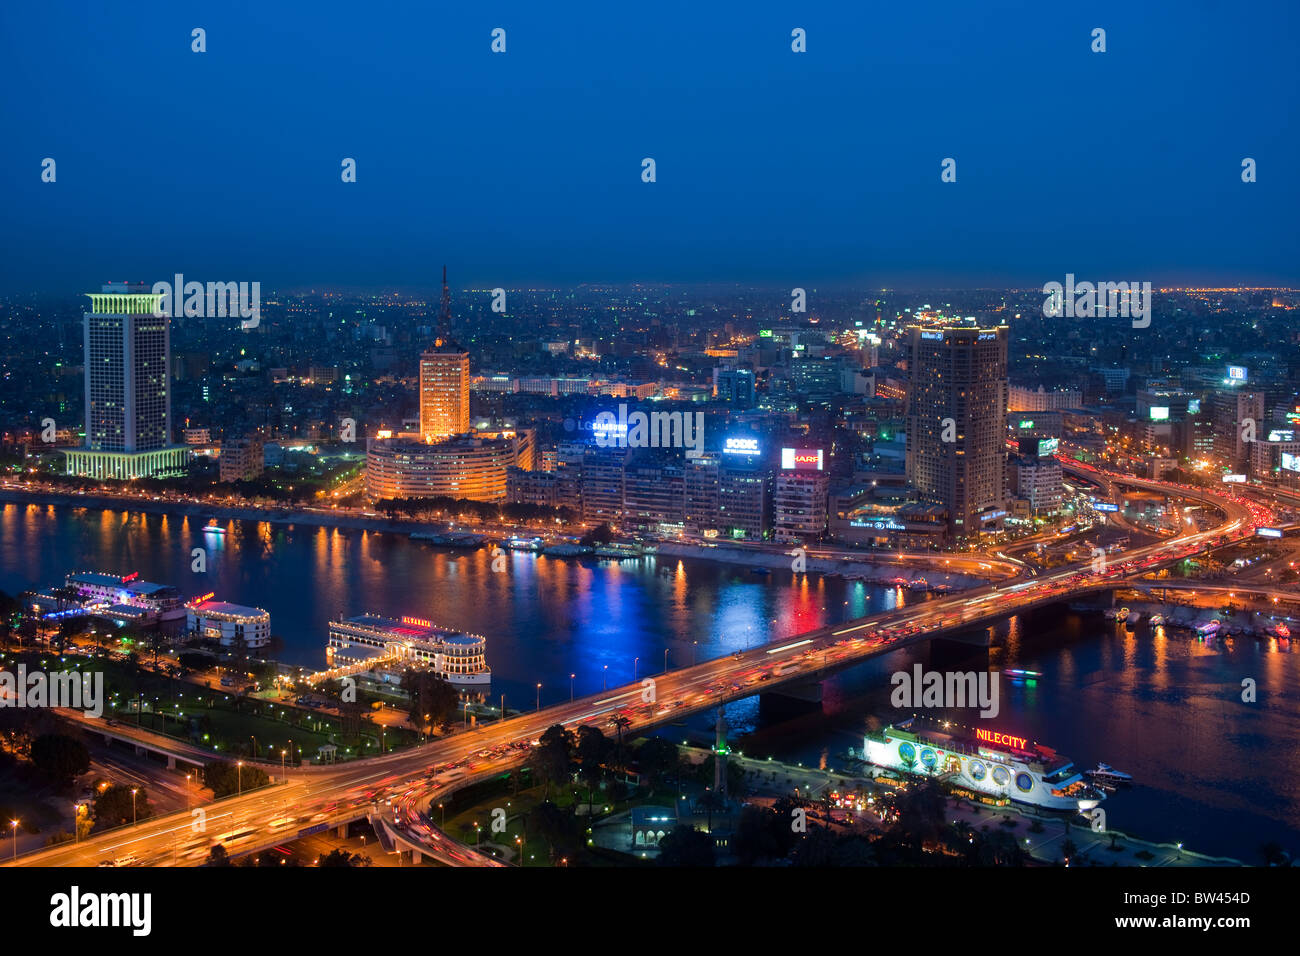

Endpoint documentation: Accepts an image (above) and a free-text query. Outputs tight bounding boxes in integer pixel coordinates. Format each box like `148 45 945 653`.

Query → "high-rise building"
773 469 830 542
64 282 187 479
905 324 1008 537
1212 389 1266 472
419 267 470 441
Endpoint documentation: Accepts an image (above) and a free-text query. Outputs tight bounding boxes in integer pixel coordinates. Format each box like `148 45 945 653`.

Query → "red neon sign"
191 592 215 605
121 572 139 583
402 616 432 628
976 728 1028 752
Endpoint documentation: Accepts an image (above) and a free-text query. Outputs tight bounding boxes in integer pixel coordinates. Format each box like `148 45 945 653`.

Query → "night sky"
1 0 1296 291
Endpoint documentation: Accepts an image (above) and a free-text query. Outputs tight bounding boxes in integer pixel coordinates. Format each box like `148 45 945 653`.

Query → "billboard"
1188 399 1201 415
1222 474 1247 483
781 447 824 471
1093 501 1119 513
1228 365 1248 382
1257 527 1284 539
1149 406 1169 421
723 436 760 455
1037 437 1059 457
1283 453 1300 473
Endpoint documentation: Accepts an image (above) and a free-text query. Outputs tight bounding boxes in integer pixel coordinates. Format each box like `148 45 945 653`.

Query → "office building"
905 325 1008 537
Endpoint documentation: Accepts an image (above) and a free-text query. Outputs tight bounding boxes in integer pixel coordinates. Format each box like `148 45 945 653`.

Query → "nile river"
2 500 1297 860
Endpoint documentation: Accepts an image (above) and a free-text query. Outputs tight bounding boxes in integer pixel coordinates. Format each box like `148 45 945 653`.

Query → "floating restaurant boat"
32 571 188 626
201 520 226 534
326 613 491 686
863 717 1105 811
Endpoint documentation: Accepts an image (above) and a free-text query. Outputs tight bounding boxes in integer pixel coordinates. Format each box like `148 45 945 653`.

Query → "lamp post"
439 802 445 828
664 647 670 672
237 761 243 796
692 641 697 666
570 673 575 702
535 683 541 711
131 789 138 827
280 749 286 777
9 820 17 860
633 657 639 680
602 665 608 691
500 694 506 724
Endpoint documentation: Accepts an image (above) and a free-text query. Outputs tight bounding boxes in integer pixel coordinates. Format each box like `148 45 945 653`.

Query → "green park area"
0 649 420 764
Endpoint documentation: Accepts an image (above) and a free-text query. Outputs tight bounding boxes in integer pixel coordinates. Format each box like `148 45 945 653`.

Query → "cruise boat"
201 520 226 534
326 613 491 686
863 717 1105 811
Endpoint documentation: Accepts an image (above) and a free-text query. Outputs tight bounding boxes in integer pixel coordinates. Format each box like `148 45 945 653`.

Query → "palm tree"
611 715 631 769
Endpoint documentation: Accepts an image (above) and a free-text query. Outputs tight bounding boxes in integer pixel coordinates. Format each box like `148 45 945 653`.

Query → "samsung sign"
723 437 760 455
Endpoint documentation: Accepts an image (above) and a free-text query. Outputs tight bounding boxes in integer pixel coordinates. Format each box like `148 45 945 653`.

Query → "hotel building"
65 282 188 479
906 324 1008 538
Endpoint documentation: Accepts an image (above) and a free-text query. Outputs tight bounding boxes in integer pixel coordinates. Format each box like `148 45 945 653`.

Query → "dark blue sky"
1 0 1296 292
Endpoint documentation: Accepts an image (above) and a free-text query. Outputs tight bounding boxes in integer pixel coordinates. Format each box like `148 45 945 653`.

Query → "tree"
202 760 270 798
206 844 231 867
657 825 715 867
636 737 679 792
29 734 90 788
400 668 459 729
529 724 574 801
92 784 153 829
575 726 610 818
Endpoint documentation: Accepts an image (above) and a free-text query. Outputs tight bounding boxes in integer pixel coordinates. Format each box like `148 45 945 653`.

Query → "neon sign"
122 572 139 583
781 447 824 471
976 728 1028 751
191 592 215 605
724 437 760 455
402 616 432 628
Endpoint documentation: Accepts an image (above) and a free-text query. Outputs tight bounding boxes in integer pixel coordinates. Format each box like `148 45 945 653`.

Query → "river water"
2 500 1296 860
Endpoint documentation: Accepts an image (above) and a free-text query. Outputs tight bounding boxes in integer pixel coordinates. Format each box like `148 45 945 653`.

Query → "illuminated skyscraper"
905 324 1008 537
419 266 470 441
65 282 187 479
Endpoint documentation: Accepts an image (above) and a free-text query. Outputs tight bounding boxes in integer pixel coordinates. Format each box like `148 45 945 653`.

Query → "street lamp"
237 761 243 796
131 789 138 827
535 683 541 711
439 802 445 828
500 693 506 724
603 665 608 691
570 673 575 701
664 647 670 672
9 820 16 860
280 749 286 777
634 657 639 680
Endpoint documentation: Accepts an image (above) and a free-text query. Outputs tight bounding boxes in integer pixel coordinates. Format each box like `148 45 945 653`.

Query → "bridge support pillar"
166 755 176 770
337 823 348 839
759 680 823 720
134 745 145 757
